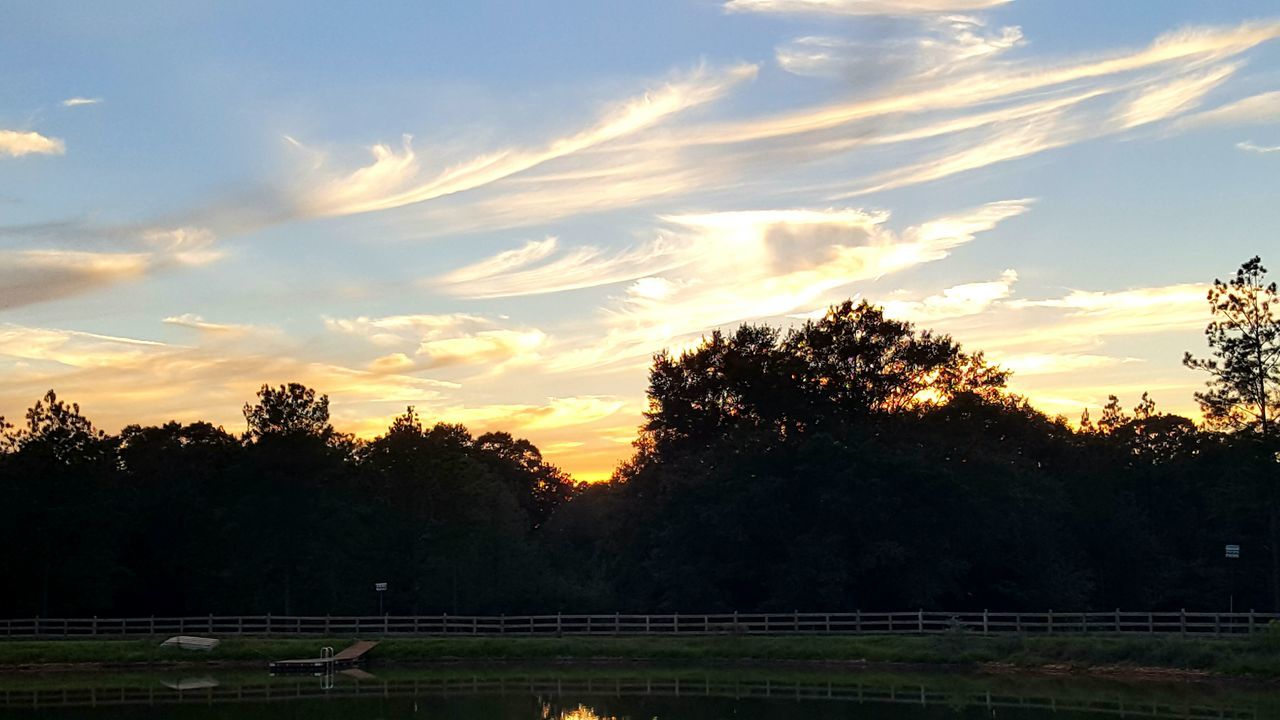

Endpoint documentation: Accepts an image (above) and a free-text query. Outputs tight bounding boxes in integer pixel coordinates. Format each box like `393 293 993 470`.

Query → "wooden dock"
269 640 378 674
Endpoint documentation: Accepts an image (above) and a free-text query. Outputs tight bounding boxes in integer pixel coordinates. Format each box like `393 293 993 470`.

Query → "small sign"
374 582 388 591
1226 544 1240 559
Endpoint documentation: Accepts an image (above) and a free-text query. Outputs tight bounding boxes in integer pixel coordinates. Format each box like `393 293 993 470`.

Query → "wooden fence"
2 609 1277 639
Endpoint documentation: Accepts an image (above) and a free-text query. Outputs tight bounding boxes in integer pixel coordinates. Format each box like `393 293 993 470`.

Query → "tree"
243 382 336 441
1184 256 1280 436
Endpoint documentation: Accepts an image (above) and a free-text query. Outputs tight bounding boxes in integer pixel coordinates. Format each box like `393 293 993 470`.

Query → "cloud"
0 224 221 310
325 312 547 372
1237 140 1280 153
61 97 102 107
1177 89 1280 129
880 269 1018 322
324 313 493 346
0 251 150 309
162 314 257 335
416 329 546 369
0 129 65 157
436 235 694 299
1115 63 1239 129
535 199 1031 371
299 63 758 218
725 0 1013 15
776 17 1024 82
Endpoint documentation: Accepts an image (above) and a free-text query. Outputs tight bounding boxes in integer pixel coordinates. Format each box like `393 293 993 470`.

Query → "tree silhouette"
243 382 336 441
1184 256 1280 436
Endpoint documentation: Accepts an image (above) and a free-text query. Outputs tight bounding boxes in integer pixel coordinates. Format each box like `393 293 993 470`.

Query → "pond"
0 666 1273 720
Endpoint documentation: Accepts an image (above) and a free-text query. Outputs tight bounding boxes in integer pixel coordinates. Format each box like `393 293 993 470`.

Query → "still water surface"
0 667 1272 720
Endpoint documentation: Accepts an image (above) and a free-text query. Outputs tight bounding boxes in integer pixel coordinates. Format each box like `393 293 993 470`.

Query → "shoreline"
0 635 1276 682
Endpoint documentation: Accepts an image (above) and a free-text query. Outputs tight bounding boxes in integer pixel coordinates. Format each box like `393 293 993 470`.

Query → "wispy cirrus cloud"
1237 140 1280 153
297 63 758 218
0 129 65 157
724 0 1013 16
1176 89 1280 129
61 97 102 107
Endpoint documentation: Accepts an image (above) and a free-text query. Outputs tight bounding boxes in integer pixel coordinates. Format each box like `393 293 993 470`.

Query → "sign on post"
374 582 388 591
1226 545 1240 559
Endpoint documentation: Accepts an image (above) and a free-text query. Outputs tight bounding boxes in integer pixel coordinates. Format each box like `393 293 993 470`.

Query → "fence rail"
2 609 1276 639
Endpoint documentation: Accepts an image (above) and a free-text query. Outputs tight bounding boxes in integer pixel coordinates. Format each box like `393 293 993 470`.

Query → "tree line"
0 257 1276 617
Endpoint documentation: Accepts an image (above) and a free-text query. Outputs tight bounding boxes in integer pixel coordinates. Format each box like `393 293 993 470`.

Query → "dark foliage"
1 262 1278 616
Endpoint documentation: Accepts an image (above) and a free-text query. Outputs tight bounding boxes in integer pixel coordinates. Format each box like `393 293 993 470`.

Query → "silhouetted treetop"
1184 256 1279 436
243 382 336 442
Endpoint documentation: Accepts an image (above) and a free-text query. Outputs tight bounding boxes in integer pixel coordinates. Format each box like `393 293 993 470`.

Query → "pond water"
0 666 1272 720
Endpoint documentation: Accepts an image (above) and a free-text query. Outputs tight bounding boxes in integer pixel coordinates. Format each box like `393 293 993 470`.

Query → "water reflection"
0 668 1272 719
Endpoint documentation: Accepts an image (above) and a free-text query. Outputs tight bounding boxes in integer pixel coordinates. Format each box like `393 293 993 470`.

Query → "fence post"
150 615 155 637
794 610 800 633
1249 609 1255 633
1114 608 1120 633
501 613 506 635
1214 613 1221 636
616 612 621 636
1148 612 1154 634
674 611 680 634
982 609 989 635
646 614 651 635
1180 609 1186 636
92 616 97 636
1015 614 1021 634
1047 610 1053 635
855 609 861 634
825 614 830 634
325 614 330 635
208 613 213 634
266 613 272 636
732 610 737 634
556 612 561 637
442 612 447 635
918 609 924 634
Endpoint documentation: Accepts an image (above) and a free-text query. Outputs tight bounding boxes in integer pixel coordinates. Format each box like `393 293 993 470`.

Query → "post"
1148 612 1154 634
1249 609 1255 633
1180 608 1186 636
674 611 680 634
1114 608 1120 633
324 614 330 635
151 615 156 637
616 612 621 636
646 614 651 635
855 609 861 634
501 613 506 635
1214 612 1221 636
556 612 561 637
918 609 924 634
443 612 448 635
266 613 272 635
982 609 989 635
794 610 799 633
1047 610 1053 634
732 610 737 634
1015 614 1021 634
208 613 213 634
92 616 97 636
237 616 242 636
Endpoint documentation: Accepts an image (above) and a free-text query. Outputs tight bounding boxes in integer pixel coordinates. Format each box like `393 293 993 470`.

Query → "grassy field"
1 633 1278 677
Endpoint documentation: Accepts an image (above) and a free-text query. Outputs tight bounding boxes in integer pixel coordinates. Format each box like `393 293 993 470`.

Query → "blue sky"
2 0 1279 479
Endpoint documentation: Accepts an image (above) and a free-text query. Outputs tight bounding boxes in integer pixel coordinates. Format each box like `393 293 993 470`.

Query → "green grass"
1 634 1278 678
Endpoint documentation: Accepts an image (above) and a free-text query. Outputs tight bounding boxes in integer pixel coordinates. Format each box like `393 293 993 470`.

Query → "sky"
2 1 1279 481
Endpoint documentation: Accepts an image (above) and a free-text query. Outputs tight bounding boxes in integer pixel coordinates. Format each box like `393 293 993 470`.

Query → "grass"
0 633 1278 678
